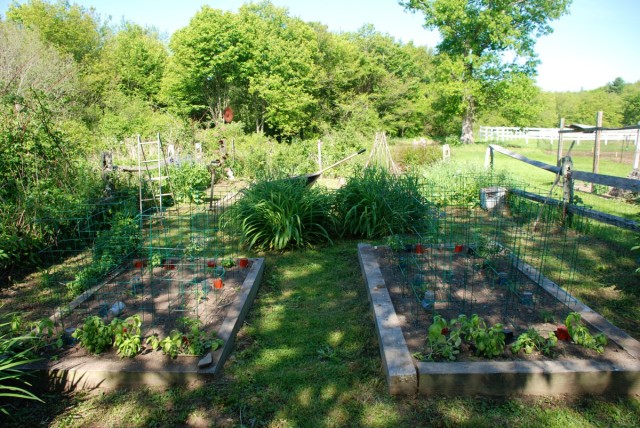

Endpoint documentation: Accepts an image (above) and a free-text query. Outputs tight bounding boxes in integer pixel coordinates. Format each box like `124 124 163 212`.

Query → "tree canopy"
401 0 572 143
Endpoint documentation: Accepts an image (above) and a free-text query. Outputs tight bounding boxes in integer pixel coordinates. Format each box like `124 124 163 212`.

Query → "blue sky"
2 0 639 92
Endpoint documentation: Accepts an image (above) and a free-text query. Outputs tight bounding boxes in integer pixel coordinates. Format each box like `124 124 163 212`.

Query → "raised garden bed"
29 258 265 391
358 243 640 396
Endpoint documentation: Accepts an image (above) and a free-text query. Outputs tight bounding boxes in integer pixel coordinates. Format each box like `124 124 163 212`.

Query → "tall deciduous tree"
401 0 571 143
6 0 104 65
97 23 167 103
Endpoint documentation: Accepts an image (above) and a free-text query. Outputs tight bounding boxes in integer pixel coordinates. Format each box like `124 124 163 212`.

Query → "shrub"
334 167 432 239
396 144 441 169
169 161 211 204
226 178 335 251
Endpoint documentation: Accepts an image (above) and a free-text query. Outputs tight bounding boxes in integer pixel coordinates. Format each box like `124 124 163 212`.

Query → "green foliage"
334 167 432 239
396 144 441 168
170 162 211 204
0 314 43 415
72 316 113 354
111 315 142 358
67 210 141 296
157 330 183 359
97 23 167 102
418 315 462 361
401 0 571 142
416 314 507 361
148 317 223 359
458 314 506 358
632 238 640 274
565 312 608 353
178 317 223 356
510 328 557 357
227 178 335 251
420 162 515 208
6 0 104 64
623 90 640 125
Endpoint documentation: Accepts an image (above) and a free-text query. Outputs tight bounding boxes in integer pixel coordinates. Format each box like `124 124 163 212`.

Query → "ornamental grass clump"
227 178 335 251
334 167 431 239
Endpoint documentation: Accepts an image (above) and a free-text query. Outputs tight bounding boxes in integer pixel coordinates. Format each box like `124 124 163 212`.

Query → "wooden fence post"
557 118 565 162
634 127 640 170
561 156 574 225
484 146 493 169
592 111 603 192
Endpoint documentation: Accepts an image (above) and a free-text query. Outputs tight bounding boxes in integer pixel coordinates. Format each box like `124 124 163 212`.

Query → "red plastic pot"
213 278 223 289
207 259 216 268
133 259 145 269
415 243 424 254
454 244 463 253
239 258 249 268
164 258 178 270
556 325 570 341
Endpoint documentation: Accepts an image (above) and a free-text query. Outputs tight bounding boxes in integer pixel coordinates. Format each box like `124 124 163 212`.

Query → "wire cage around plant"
384 175 588 336
35 190 247 341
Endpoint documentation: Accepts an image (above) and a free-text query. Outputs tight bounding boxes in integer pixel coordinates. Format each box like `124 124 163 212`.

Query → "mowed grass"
4 242 640 427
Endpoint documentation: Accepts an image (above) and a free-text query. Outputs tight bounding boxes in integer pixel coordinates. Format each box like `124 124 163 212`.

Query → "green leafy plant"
111 315 142 358
226 177 335 250
565 312 607 353
458 314 506 358
149 318 224 359
632 237 640 273
72 316 113 354
396 144 441 168
67 211 142 297
0 313 44 414
334 166 432 239
2 314 62 354
419 315 462 361
511 328 557 357
178 317 223 356
145 333 161 351
159 330 183 359
0 335 43 414
150 252 162 268
220 258 235 268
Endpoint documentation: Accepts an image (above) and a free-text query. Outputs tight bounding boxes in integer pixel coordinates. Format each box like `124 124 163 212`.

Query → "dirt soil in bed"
373 246 635 365
37 259 252 366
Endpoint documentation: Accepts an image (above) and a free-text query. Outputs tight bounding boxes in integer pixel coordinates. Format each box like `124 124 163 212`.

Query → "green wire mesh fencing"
385 174 588 333
37 191 246 337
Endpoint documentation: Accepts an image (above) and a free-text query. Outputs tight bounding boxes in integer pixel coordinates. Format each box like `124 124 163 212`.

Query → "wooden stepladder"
137 133 174 214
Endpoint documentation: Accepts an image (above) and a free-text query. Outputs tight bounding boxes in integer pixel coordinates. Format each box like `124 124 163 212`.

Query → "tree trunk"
460 94 475 144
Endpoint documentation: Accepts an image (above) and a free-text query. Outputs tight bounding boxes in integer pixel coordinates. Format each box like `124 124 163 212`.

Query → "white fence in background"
479 126 639 146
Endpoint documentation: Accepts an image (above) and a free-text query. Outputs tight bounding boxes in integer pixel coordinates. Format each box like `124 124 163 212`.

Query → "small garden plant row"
71 314 223 359
413 312 607 362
